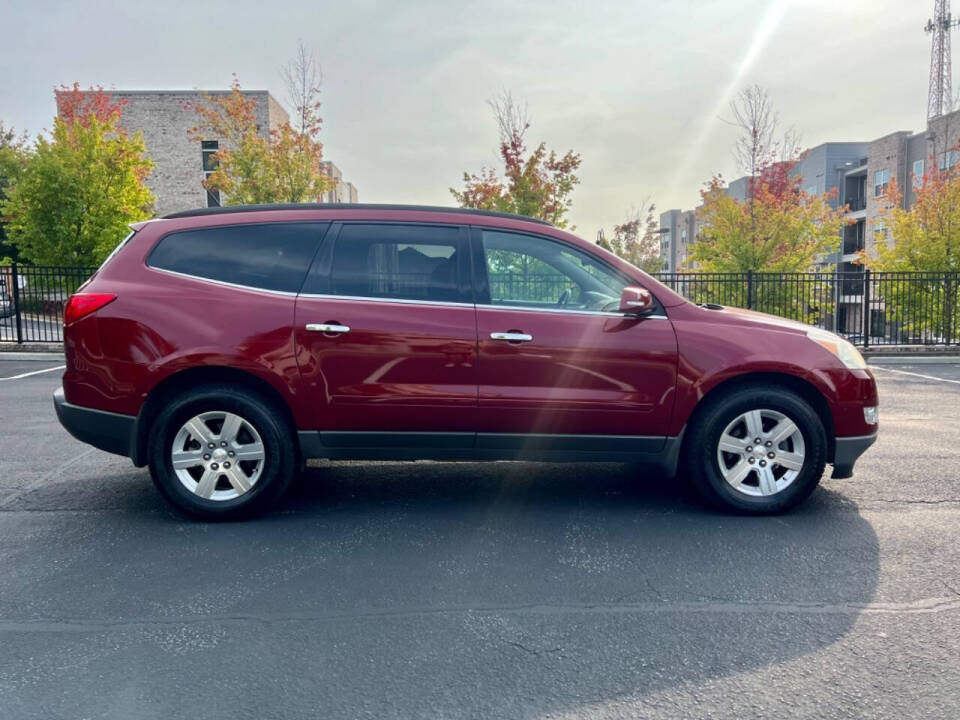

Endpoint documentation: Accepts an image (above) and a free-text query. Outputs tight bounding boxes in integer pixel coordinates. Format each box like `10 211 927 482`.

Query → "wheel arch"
131 365 298 467
680 372 836 464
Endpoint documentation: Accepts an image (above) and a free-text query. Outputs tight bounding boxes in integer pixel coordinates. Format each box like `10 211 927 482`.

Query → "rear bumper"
54 387 137 461
831 434 877 479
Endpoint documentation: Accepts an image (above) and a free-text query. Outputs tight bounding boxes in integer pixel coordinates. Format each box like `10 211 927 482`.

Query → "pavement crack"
504 640 562 657
0 448 97 509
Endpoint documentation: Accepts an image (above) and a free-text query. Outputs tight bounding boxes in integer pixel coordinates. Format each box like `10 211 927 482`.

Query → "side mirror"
619 286 654 315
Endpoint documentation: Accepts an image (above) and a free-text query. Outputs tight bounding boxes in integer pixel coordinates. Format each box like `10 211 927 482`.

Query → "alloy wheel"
716 409 806 497
171 411 266 501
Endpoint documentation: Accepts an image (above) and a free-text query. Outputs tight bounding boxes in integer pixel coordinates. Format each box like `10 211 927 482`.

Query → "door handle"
306 323 351 334
490 332 533 343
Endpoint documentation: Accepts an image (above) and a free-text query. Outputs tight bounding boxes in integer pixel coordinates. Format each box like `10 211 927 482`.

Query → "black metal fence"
655 270 960 347
1 264 958 347
0 263 98 344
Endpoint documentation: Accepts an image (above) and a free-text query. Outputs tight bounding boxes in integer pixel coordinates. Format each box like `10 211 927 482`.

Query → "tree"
189 73 332 205
693 175 843 274
0 123 32 262
1 86 154 267
690 173 846 320
281 40 323 139
451 91 582 228
869 153 960 340
726 85 801 243
598 201 663 273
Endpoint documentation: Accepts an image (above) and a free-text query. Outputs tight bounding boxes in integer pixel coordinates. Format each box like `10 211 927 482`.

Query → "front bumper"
831 434 877 479
54 387 137 460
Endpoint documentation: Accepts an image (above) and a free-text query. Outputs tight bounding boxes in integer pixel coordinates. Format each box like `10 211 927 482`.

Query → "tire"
684 384 827 514
147 384 296 520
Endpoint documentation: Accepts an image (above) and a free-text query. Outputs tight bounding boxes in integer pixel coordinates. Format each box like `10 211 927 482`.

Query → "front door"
294 222 476 442
473 229 678 447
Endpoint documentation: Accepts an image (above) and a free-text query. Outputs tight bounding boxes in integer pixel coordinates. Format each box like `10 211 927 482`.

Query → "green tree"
598 202 663 274
2 86 154 266
189 72 332 205
451 92 581 228
0 123 32 262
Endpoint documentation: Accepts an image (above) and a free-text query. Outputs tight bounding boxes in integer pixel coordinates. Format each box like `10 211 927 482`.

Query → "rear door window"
148 223 327 293
327 224 466 303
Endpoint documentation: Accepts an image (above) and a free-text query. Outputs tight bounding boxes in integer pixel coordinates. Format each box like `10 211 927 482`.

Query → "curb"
867 355 960 365
0 343 64 354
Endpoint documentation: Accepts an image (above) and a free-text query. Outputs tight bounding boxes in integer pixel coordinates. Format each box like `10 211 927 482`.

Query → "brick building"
57 90 359 216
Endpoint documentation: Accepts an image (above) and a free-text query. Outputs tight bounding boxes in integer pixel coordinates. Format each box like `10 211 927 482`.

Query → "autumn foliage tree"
693 171 844 274
452 92 581 227
870 150 960 340
690 170 846 321
598 201 663 274
1 84 154 266
190 71 332 205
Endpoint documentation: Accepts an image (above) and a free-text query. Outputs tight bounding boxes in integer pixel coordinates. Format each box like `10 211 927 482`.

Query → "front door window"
482 230 629 313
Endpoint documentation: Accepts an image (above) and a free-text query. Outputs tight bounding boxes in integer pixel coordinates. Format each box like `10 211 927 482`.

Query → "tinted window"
330 224 462 302
148 223 325 293
482 230 628 312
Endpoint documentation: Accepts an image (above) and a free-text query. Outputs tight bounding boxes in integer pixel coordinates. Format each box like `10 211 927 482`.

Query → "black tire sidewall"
148 386 294 520
689 387 827 514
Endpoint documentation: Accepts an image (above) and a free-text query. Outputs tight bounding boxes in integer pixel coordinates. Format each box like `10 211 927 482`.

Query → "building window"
806 184 818 196
874 169 890 197
201 140 221 207
913 159 925 188
938 150 959 171
873 220 888 243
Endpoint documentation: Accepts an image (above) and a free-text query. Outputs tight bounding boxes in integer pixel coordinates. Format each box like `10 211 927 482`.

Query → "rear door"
294 222 477 442
472 228 678 447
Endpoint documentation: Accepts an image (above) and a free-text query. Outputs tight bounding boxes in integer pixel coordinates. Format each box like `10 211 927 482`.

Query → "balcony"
842 220 866 255
845 195 866 212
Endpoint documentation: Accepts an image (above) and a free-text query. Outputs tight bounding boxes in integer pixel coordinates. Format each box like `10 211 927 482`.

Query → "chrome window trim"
478 303 667 319
296 292 668 318
298 293 475 308
146 266 300 297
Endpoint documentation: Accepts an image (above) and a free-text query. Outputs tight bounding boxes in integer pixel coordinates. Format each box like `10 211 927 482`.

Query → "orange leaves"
452 93 581 227
187 77 331 205
54 83 127 129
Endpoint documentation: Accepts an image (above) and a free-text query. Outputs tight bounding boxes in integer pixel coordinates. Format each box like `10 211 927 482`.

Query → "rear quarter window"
147 223 327 293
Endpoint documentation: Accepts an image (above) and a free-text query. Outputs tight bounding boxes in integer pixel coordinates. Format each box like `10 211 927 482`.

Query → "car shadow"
3 461 880 719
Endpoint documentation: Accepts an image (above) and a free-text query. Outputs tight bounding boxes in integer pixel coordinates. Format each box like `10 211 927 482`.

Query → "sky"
0 0 940 234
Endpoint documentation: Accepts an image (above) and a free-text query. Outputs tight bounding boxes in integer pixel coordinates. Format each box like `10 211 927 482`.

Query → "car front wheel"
685 385 827 514
147 385 296 520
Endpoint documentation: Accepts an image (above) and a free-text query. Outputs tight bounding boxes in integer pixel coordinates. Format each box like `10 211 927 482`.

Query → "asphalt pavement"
1 354 959 719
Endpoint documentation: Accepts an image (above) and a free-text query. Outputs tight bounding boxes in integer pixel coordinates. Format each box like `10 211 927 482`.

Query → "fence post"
861 268 870 350
747 270 754 310
947 272 956 347
11 261 23 345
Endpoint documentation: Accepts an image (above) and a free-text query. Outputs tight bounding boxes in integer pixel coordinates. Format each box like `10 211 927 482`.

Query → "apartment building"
658 209 697 272
320 161 359 204
57 89 359 215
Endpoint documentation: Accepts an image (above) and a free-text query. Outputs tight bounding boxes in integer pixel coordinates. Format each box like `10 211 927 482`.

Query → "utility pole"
927 0 960 120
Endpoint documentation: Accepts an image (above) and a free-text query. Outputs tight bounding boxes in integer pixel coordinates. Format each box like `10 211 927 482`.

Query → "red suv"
54 204 878 519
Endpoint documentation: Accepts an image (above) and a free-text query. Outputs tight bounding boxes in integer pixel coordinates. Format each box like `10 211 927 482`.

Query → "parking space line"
869 366 960 385
0 365 65 382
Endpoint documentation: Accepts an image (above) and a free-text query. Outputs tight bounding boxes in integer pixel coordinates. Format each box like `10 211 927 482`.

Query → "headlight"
806 328 868 370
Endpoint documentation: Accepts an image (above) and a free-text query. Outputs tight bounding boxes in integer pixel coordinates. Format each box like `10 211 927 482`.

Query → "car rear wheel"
684 385 827 514
147 385 296 520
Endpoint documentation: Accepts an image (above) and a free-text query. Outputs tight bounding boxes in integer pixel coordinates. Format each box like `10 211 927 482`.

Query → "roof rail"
161 203 553 226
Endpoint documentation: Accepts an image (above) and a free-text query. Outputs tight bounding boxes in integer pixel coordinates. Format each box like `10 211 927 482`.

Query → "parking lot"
1 354 959 719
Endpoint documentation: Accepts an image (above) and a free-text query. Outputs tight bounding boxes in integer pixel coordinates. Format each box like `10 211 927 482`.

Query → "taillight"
64 293 116 326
